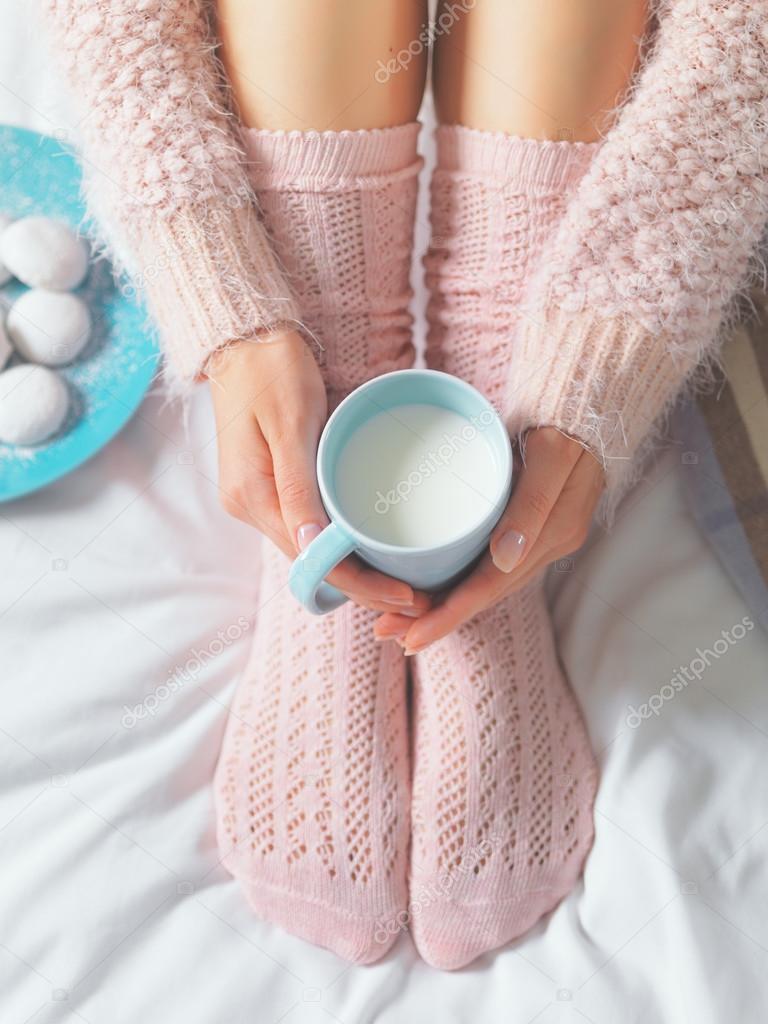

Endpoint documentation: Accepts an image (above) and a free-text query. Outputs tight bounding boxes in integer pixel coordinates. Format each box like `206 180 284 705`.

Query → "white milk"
334 403 499 547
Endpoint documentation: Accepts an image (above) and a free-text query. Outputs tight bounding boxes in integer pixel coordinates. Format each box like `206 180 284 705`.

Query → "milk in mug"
334 402 500 547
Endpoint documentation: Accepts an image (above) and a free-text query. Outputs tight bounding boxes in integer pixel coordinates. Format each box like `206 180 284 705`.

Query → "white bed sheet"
2 5 768 1022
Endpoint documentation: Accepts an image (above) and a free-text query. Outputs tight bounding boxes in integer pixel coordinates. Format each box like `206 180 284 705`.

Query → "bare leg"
217 0 428 130
433 0 648 139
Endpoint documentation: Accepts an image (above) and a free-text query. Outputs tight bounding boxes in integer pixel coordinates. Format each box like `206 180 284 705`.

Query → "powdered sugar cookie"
0 216 89 291
7 289 91 366
0 364 69 445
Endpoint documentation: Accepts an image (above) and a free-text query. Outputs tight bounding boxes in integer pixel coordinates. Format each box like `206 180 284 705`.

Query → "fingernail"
397 608 422 618
387 593 416 607
296 523 323 551
394 637 428 656
375 629 408 642
403 644 428 657
378 623 410 638
492 530 526 573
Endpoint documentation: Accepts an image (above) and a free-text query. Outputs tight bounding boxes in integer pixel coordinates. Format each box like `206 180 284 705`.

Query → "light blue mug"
289 369 513 614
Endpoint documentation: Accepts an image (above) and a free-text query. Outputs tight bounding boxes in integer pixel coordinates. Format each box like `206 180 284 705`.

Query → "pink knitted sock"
214 124 421 963
410 126 600 969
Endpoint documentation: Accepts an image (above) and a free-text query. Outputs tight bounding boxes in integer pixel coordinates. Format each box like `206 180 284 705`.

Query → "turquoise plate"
0 125 159 502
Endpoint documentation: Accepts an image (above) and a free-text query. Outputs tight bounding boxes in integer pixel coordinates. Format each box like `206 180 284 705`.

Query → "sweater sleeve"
506 0 768 514
45 0 301 392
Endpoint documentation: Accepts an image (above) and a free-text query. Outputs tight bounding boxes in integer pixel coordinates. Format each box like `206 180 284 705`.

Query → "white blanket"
2 5 768 1021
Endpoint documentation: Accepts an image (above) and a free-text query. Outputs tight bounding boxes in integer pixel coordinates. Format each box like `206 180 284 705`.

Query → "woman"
47 0 767 968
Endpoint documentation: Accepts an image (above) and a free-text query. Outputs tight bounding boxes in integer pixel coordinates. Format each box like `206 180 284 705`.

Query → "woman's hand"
208 330 429 616
373 427 604 650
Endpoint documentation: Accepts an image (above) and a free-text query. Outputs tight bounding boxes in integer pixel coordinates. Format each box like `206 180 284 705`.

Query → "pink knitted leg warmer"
214 124 421 964
410 126 600 970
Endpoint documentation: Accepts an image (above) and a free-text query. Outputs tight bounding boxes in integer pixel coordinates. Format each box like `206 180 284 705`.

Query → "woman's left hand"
373 427 605 654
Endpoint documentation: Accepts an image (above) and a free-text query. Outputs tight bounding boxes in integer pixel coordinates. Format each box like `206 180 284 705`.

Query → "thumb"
489 431 578 574
271 424 328 554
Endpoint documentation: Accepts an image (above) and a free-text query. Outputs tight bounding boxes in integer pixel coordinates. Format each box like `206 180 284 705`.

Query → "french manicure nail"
492 529 526 573
387 594 416 606
395 638 426 655
296 522 323 551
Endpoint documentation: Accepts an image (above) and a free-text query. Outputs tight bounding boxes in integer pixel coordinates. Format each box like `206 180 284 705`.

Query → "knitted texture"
44 0 300 392
510 0 768 513
242 123 422 401
425 128 599 401
214 124 420 963
216 545 410 963
414 132 598 970
409 591 598 970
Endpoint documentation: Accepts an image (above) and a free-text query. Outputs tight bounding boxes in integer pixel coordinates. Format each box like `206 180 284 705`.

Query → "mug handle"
289 522 356 615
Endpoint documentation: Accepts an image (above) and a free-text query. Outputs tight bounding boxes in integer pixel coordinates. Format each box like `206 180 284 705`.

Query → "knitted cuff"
132 202 300 393
507 306 690 516
242 122 423 189
435 125 599 191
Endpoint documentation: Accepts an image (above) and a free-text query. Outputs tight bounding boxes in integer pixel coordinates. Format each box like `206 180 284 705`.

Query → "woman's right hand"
207 329 429 616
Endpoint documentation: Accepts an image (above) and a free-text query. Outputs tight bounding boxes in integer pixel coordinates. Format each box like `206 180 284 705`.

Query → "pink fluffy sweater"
46 1 768 508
